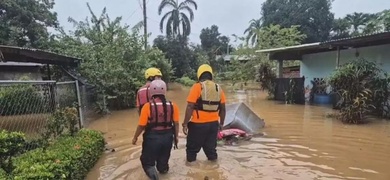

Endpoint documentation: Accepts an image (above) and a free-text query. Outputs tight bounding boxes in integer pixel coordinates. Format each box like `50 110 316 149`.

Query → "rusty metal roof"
0 45 81 67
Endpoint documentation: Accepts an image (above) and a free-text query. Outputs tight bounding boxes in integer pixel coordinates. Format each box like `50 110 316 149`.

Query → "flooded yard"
86 83 390 180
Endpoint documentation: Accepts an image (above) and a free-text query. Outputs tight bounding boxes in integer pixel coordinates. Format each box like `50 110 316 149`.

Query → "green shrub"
0 130 26 173
328 58 389 123
0 84 49 116
0 168 8 180
12 129 105 180
42 107 80 142
175 76 196 87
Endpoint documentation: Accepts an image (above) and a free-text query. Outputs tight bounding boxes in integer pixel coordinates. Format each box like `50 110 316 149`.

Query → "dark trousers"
140 129 173 178
186 121 219 162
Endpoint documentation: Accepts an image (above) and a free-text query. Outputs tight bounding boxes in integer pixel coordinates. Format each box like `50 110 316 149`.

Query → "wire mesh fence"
0 81 56 139
79 84 101 127
0 80 85 150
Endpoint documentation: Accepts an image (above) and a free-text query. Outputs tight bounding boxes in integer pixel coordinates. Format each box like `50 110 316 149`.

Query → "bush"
0 84 49 116
12 129 105 180
175 76 196 87
328 58 390 123
257 62 277 98
0 130 26 173
0 168 8 180
42 107 80 141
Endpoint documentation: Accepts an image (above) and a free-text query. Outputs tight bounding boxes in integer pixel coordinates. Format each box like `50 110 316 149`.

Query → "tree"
330 18 351 39
244 18 262 46
261 0 334 43
51 3 171 112
345 12 374 35
158 0 198 38
0 0 58 48
256 24 306 50
199 25 233 54
153 36 193 78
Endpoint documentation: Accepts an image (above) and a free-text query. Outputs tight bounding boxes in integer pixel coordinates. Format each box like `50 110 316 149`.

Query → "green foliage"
0 168 8 180
42 107 80 142
257 62 277 98
12 129 105 180
158 0 198 38
175 76 196 87
256 24 307 50
144 48 174 83
284 79 296 104
0 0 58 48
328 59 390 123
261 0 334 43
244 19 262 46
331 10 390 39
153 36 193 78
0 84 49 116
50 3 171 112
0 130 26 173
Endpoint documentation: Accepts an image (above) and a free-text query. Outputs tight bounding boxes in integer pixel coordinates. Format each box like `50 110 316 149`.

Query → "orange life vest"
137 82 151 111
147 98 174 131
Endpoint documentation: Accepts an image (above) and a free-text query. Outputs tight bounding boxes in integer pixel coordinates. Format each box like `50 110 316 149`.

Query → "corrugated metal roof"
321 31 390 44
256 31 390 54
0 45 81 67
255 43 320 53
0 45 80 60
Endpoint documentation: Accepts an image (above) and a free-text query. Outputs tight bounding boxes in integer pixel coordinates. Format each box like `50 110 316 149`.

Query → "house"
215 54 254 63
0 45 80 80
256 31 390 89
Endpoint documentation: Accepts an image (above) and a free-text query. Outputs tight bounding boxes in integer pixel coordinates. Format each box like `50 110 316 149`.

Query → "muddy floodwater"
86 83 390 180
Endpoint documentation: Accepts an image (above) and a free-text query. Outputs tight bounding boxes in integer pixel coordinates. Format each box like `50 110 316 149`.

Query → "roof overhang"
0 45 81 67
256 31 390 60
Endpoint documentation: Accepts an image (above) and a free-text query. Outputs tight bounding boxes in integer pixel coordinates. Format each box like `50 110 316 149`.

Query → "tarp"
223 102 265 134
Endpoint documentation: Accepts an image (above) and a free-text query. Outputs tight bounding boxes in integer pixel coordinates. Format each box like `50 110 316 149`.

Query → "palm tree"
158 0 197 38
244 18 262 46
345 12 372 35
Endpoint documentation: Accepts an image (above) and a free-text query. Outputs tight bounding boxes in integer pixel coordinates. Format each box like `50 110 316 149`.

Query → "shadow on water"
86 83 390 180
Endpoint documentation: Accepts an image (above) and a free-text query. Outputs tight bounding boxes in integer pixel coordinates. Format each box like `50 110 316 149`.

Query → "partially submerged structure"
224 102 265 134
0 45 80 80
257 31 390 104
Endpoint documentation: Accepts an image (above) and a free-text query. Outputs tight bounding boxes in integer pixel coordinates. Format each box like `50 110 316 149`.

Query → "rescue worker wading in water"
182 64 226 163
132 79 180 180
136 67 163 115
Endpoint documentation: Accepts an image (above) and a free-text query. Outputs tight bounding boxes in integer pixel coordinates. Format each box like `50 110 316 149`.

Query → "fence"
0 80 93 143
273 77 305 104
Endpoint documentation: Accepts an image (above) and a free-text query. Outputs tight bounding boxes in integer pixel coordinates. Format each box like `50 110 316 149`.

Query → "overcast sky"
53 0 390 46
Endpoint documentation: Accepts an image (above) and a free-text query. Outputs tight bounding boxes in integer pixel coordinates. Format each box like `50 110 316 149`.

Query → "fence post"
75 80 84 128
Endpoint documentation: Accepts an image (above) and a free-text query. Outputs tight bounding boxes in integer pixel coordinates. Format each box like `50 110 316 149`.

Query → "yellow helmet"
197 64 213 80
145 67 162 79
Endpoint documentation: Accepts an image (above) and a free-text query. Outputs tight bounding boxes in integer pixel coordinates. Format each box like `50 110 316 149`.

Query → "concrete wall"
300 44 390 88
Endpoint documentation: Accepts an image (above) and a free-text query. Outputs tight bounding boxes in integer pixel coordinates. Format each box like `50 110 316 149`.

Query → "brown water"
86 83 390 180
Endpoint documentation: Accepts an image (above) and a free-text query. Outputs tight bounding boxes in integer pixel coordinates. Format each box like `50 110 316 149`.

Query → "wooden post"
336 46 340 69
143 0 148 49
278 60 283 78
46 64 51 80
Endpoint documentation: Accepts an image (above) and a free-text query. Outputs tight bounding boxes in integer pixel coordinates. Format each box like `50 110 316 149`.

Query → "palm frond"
160 11 172 33
178 6 194 21
179 0 197 10
158 0 177 15
180 12 191 36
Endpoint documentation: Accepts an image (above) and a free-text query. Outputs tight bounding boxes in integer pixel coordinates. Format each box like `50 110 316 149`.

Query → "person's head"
145 67 163 82
149 79 167 98
197 64 213 81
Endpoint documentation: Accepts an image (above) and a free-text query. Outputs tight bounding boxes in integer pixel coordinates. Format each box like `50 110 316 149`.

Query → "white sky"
53 0 390 46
